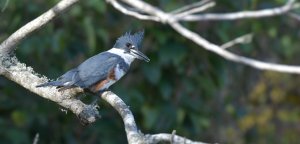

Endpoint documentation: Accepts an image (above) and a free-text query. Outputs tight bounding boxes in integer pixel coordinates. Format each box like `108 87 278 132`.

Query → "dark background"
1 0 300 143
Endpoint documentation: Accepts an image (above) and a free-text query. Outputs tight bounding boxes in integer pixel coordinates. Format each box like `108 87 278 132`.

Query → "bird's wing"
74 52 122 88
36 68 78 88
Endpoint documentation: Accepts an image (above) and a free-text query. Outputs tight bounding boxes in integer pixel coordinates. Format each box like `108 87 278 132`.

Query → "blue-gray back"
73 52 129 88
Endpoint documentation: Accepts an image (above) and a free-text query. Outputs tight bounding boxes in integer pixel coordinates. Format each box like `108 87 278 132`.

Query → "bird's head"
113 31 150 62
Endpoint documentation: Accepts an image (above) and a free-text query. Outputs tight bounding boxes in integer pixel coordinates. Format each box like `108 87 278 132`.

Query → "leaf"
11 110 27 127
176 108 185 124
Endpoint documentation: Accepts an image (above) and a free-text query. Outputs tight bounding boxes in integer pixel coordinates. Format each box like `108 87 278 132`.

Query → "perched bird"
36 31 150 95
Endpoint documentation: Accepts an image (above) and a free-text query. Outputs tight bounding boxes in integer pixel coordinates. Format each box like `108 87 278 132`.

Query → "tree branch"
101 91 209 144
101 91 145 144
146 133 208 144
1 0 9 12
169 21 300 74
173 1 216 19
0 56 100 124
288 12 300 22
0 0 101 125
170 0 213 14
107 0 160 21
221 33 253 49
0 0 80 55
32 133 39 144
0 0 212 142
1 0 300 143
180 0 297 21
109 0 300 74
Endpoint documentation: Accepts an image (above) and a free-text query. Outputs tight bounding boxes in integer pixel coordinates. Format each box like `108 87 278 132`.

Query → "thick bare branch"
0 66 8 76
0 0 79 55
101 91 208 144
0 56 100 124
0 0 100 125
101 91 145 143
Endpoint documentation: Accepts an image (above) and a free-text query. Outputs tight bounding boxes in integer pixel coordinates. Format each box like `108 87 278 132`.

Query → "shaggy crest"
114 30 144 49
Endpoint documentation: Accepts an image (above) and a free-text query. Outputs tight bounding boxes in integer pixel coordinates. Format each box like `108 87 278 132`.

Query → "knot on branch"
78 104 101 125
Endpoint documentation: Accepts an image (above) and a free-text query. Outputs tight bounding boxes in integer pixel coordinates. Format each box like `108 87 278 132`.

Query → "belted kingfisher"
36 31 150 94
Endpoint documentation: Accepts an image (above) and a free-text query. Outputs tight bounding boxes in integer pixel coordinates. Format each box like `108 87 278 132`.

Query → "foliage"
0 0 300 143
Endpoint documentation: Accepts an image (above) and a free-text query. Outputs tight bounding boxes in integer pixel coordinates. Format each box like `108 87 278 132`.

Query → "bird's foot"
90 89 107 106
91 96 100 106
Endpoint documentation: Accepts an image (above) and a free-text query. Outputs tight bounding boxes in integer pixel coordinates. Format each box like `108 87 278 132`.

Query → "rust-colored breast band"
91 79 109 93
108 68 117 80
91 68 117 92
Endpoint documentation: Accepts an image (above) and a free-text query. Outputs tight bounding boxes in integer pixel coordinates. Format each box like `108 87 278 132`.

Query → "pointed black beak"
130 48 150 62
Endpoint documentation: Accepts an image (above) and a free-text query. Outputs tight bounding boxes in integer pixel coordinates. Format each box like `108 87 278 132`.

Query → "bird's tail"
36 68 78 88
36 80 64 88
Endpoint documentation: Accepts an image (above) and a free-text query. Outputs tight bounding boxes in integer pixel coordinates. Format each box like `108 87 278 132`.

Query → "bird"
36 31 150 95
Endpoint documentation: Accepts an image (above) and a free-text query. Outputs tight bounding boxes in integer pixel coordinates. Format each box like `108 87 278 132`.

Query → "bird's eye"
126 43 132 48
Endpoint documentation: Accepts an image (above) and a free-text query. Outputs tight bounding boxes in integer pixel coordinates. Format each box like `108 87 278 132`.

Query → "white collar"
107 48 135 65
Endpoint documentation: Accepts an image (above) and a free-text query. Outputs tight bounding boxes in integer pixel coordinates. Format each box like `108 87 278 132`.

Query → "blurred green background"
1 0 300 143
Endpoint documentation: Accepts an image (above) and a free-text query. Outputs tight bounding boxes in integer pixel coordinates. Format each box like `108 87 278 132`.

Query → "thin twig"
174 1 216 19
170 0 213 14
171 130 176 144
180 0 296 21
32 133 39 144
288 12 300 22
1 0 9 12
221 34 253 49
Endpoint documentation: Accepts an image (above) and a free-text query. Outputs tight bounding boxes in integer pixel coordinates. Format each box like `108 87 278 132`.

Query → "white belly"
114 64 126 80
